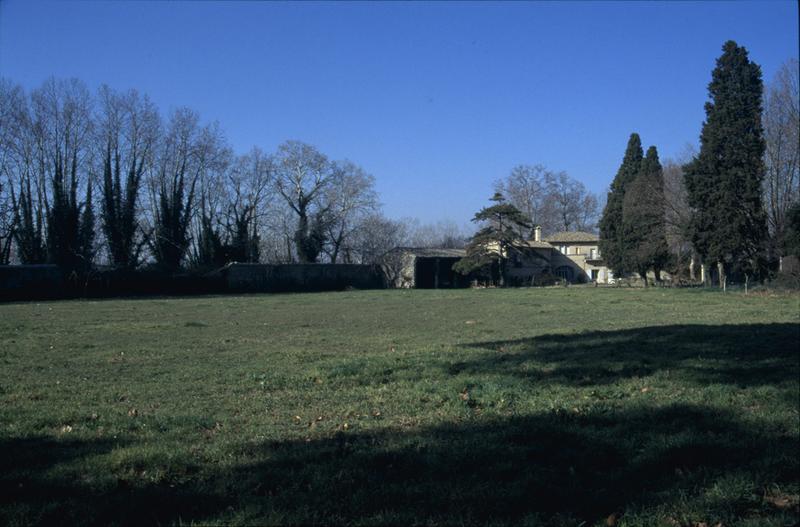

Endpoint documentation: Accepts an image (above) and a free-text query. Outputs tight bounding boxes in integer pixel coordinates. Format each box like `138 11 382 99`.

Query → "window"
589 248 596 259
591 269 599 281
559 245 567 254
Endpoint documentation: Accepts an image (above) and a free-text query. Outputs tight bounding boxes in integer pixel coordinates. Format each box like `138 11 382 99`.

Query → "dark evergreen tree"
783 201 800 257
101 141 145 269
599 133 643 277
46 153 94 273
454 192 533 286
151 169 194 271
11 178 46 264
621 146 670 285
196 212 225 268
78 181 96 271
295 212 327 264
225 205 260 263
684 41 770 286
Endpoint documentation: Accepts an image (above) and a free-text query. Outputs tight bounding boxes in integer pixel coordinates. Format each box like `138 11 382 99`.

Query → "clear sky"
1 1 797 225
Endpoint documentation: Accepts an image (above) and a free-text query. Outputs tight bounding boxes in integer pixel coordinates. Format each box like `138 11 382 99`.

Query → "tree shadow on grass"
0 435 224 526
2 403 798 526
223 404 798 526
451 323 800 387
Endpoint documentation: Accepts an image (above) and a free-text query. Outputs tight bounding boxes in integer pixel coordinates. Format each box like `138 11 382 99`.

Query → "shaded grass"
0 287 798 526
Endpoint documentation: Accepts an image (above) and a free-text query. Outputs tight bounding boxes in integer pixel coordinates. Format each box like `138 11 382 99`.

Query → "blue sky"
1 1 797 225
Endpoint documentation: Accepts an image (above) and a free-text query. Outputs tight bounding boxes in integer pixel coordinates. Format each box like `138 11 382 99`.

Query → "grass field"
0 287 798 526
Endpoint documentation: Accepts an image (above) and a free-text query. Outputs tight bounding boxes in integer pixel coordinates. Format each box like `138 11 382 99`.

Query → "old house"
385 227 613 288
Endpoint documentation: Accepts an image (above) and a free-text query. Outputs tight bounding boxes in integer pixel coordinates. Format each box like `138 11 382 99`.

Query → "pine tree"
454 193 532 286
599 133 643 277
621 146 670 285
684 40 770 286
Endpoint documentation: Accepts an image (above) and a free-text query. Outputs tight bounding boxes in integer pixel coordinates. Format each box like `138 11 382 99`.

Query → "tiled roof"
392 247 467 258
544 231 599 243
520 240 555 249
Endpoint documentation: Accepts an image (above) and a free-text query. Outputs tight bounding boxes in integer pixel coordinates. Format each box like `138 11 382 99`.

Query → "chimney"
534 225 542 242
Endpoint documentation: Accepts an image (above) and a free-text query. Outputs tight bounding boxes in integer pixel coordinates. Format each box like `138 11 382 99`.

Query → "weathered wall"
223 263 385 293
0 265 62 300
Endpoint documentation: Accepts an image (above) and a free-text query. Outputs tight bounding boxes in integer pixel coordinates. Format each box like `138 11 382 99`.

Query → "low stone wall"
222 263 385 293
0 265 63 300
0 263 385 301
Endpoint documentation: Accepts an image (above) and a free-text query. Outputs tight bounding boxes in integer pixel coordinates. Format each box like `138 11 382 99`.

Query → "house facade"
543 230 613 284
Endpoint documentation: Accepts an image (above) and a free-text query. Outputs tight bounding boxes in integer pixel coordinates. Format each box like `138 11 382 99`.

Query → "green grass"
0 287 798 526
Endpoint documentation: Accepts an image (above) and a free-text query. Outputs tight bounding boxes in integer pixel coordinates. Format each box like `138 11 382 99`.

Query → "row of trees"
600 43 799 286
599 134 669 285
0 78 468 272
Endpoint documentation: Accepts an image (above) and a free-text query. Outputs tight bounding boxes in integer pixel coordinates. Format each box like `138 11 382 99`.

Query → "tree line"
599 43 799 287
0 78 482 272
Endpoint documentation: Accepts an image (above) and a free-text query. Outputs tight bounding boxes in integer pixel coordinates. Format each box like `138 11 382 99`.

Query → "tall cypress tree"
684 41 769 286
599 133 643 277
622 146 670 285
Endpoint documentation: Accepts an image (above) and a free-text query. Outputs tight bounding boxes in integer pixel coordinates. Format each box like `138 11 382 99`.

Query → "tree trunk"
689 255 696 281
717 261 726 291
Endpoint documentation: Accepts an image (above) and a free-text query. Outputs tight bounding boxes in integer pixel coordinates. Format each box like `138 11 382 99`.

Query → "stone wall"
0 265 62 300
222 263 385 293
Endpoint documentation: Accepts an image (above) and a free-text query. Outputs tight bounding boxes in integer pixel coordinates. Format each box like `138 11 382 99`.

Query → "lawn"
0 287 798 526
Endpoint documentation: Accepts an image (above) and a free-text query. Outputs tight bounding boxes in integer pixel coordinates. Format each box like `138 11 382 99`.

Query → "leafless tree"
320 160 379 263
353 213 409 265
272 140 334 263
402 218 471 249
544 171 599 233
147 108 228 270
495 164 599 235
494 164 553 236
0 79 28 263
28 78 95 270
763 58 800 255
220 147 272 262
661 146 697 275
259 200 298 263
95 85 160 268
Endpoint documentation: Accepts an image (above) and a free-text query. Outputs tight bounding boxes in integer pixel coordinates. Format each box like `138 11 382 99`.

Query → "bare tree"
763 58 800 256
320 160 379 263
353 213 409 264
661 146 697 276
402 218 471 249
496 164 599 235
4 82 47 264
273 140 334 263
28 78 95 271
0 79 29 263
494 164 553 236
148 109 227 270
220 148 272 263
96 85 160 269
259 200 298 263
544 171 599 233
